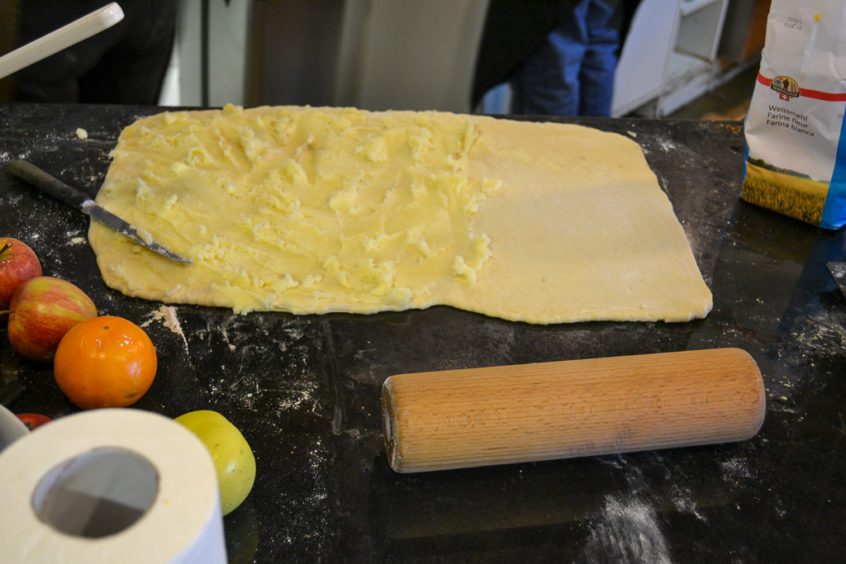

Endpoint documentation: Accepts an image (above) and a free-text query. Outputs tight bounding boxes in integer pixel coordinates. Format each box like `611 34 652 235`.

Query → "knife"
6 160 191 264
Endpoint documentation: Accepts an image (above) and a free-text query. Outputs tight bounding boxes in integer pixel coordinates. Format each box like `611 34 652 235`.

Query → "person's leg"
578 0 622 116
510 1 590 115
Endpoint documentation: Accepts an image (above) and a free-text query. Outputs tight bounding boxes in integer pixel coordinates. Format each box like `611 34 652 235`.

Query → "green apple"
175 410 256 515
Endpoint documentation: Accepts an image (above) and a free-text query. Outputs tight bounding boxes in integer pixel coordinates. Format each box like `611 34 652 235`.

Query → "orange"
54 316 157 409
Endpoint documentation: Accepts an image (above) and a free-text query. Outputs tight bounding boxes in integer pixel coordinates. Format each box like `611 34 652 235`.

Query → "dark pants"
12 0 177 104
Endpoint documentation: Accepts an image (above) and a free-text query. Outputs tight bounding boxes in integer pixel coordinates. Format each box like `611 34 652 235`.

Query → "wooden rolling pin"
381 348 765 473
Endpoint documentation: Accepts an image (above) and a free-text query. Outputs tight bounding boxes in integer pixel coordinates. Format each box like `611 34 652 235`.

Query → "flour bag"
743 0 846 229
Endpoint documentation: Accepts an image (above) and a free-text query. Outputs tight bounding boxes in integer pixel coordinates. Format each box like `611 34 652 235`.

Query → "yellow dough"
88 105 712 323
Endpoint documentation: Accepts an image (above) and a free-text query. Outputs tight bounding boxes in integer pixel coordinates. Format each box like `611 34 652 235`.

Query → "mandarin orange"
54 316 157 409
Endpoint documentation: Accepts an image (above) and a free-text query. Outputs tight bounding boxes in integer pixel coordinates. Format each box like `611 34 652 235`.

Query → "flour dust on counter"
141 305 190 353
583 495 672 564
192 314 324 421
271 438 332 556
789 307 846 358
274 377 318 412
66 232 87 246
658 140 678 154
590 451 715 544
719 457 753 483
89 104 712 324
204 366 320 420
668 483 706 523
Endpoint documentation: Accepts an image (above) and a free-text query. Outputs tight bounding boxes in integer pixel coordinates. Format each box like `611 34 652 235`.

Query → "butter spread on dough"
89 105 712 323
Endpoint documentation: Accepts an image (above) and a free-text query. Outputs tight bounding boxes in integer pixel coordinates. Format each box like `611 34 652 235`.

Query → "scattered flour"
2 193 24 206
271 439 331 557
657 138 678 152
284 325 305 341
220 324 237 352
277 387 316 412
0 150 31 162
584 496 672 564
720 457 753 482
790 310 846 355
68 236 86 246
273 376 319 415
141 305 190 353
669 484 706 522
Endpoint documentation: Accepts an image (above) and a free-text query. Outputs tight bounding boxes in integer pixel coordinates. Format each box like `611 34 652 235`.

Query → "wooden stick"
382 348 765 473
0 3 123 80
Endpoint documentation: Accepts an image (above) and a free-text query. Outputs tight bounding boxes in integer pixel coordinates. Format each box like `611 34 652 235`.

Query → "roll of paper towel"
0 408 226 563
0 404 28 453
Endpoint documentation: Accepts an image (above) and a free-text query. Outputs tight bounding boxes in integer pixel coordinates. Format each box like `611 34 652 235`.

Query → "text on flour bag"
742 0 846 229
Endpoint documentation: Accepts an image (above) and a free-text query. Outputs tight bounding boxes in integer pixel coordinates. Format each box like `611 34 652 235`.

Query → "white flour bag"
743 0 846 229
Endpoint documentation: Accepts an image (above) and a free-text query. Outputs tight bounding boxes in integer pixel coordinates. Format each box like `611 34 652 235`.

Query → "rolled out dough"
89 105 712 323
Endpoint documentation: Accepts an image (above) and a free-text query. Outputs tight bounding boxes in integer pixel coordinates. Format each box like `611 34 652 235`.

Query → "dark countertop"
1 104 844 562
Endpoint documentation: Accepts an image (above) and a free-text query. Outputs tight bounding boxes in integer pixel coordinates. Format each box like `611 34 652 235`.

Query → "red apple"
7 276 97 362
0 238 42 309
16 413 52 431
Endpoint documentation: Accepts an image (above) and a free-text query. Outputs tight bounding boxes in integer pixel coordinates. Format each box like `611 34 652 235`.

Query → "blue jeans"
511 0 622 116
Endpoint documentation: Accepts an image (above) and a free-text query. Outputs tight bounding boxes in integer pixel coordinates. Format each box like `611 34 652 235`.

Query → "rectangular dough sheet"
88 105 712 323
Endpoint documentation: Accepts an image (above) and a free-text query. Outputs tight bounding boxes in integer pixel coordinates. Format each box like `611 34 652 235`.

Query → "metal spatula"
6 160 191 264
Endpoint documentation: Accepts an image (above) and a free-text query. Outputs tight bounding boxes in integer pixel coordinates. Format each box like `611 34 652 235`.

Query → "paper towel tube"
0 409 226 563
31 447 159 538
0 404 28 453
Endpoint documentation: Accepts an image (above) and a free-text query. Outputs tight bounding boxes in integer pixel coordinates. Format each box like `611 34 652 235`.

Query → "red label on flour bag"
742 1 846 229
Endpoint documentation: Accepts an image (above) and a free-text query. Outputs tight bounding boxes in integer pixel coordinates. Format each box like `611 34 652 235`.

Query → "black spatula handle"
6 160 91 210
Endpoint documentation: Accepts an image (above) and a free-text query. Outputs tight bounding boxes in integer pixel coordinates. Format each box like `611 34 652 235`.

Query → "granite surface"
1 104 844 562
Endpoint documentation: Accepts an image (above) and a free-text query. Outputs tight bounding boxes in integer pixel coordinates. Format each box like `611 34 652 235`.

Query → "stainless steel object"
6 160 191 264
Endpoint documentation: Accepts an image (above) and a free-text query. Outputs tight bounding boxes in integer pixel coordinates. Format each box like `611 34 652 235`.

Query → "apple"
0 238 42 309
7 276 97 362
175 410 256 515
16 413 52 431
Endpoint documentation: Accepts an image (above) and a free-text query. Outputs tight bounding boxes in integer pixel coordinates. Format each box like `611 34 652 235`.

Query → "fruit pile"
1 236 255 515
1 237 155 408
